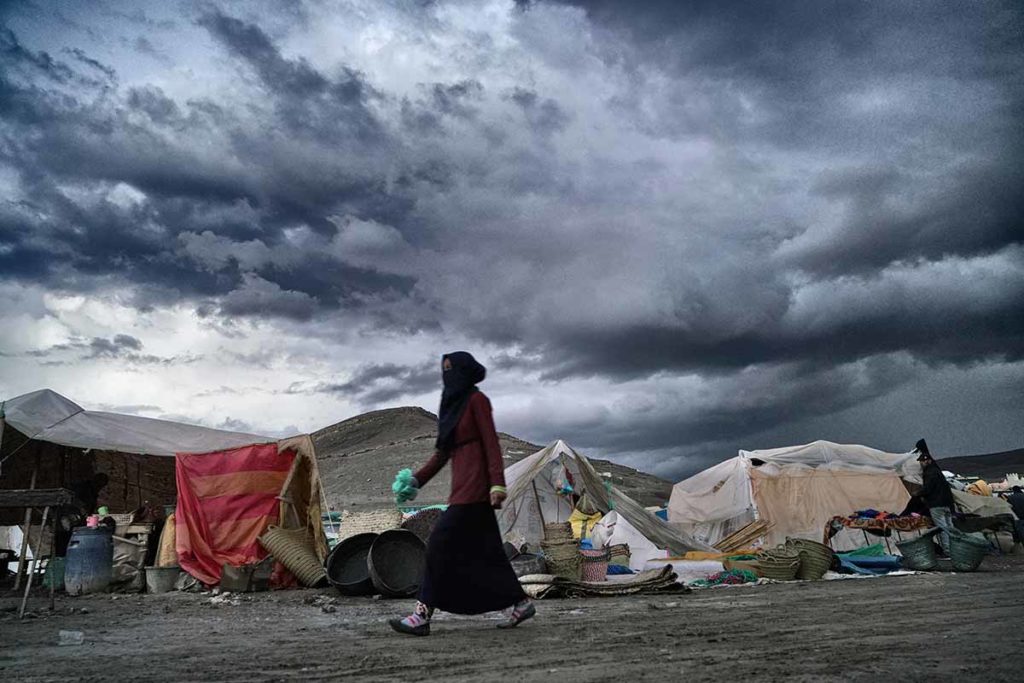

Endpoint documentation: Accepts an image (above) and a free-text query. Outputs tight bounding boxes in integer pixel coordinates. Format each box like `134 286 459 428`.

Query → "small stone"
321 605 337 614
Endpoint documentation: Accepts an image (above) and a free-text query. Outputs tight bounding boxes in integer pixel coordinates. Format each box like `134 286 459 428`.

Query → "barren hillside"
312 406 672 510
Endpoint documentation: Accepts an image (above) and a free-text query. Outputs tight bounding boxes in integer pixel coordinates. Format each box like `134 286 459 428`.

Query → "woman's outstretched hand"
490 490 507 509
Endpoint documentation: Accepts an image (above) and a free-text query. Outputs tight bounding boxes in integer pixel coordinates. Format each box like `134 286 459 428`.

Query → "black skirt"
418 502 526 614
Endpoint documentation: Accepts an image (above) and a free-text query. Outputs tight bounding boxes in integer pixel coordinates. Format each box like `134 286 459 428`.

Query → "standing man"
913 439 956 555
1007 485 1024 546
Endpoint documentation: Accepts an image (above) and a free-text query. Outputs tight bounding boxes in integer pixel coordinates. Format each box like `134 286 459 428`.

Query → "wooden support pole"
19 505 49 619
531 480 546 527
49 511 57 611
14 464 38 591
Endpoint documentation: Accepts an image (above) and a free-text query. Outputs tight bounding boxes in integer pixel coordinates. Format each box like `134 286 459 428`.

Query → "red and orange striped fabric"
175 443 293 585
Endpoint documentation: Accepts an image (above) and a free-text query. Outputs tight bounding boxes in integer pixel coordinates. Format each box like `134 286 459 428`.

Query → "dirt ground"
2 555 1023 682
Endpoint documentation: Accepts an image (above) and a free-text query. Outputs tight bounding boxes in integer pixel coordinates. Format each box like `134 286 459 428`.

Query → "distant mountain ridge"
312 406 673 510
938 447 1024 481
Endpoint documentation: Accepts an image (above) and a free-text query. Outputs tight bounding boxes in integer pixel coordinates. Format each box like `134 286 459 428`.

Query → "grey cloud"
127 85 181 124
63 47 117 82
1 1 1020 475
86 334 143 358
304 361 439 405
507 87 570 133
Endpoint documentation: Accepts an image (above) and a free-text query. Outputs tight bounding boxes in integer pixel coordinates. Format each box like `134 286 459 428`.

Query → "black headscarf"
435 351 486 452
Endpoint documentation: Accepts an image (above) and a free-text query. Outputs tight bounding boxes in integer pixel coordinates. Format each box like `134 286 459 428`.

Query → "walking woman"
389 352 535 636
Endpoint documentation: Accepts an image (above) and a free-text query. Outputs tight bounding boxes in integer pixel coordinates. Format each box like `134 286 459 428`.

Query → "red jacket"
414 392 506 505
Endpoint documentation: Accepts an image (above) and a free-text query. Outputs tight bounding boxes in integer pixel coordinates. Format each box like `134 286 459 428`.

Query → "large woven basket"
896 530 939 571
400 508 443 543
580 548 609 582
755 558 799 581
338 509 403 542
949 531 989 572
786 538 835 580
541 539 581 580
544 522 574 543
258 526 327 587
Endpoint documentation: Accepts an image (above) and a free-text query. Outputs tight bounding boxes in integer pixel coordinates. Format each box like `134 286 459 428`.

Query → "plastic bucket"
145 566 180 593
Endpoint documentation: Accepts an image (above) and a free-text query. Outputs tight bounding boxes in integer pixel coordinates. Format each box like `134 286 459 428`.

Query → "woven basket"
544 522 574 543
755 558 799 581
338 509 403 542
949 531 989 572
258 526 327 587
580 548 609 582
896 531 939 571
541 539 581 580
400 508 443 543
786 538 835 580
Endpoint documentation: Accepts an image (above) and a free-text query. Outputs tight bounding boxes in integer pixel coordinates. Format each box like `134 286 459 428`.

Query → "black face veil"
435 352 486 452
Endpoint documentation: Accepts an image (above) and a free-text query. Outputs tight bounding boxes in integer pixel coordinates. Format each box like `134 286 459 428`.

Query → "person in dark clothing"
388 352 534 637
1007 486 1024 544
912 439 956 554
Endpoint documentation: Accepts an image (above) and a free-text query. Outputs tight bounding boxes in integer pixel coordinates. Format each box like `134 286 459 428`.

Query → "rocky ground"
312 406 673 510
3 553 1021 682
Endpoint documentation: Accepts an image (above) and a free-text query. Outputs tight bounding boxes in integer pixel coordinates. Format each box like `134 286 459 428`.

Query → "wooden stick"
49 511 57 611
14 464 38 591
531 480 546 528
19 505 49 619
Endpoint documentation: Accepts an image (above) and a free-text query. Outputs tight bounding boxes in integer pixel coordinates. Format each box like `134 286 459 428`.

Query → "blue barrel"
64 527 113 596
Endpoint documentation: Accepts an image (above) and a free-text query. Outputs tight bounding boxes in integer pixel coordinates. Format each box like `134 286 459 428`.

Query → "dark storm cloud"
507 87 570 133
63 47 117 82
21 334 197 366
298 362 439 405
1 1 1021 470
87 334 143 358
0 16 416 321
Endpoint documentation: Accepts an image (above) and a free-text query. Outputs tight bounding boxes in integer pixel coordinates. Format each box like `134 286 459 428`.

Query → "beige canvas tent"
668 440 921 551
499 440 715 554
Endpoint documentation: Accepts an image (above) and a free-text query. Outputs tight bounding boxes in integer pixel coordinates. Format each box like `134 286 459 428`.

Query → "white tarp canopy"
1 389 270 457
668 440 922 550
499 440 715 554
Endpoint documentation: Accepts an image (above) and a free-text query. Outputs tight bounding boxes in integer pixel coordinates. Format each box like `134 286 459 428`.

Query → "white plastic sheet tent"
1 389 270 459
668 440 921 550
499 440 714 554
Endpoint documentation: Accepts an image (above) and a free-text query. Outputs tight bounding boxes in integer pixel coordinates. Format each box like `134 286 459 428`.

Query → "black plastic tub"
325 532 378 596
367 529 426 598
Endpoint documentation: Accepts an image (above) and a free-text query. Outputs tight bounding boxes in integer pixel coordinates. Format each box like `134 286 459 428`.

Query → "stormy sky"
1 1 1021 479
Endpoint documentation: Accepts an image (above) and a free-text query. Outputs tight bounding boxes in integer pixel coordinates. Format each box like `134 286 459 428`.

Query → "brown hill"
938 447 1024 481
312 406 672 510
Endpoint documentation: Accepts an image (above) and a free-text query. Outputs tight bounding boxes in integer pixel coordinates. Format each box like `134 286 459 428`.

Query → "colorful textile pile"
824 514 933 541
690 569 759 587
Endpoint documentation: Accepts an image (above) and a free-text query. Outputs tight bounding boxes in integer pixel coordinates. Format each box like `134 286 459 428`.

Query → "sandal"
497 601 535 629
388 617 431 636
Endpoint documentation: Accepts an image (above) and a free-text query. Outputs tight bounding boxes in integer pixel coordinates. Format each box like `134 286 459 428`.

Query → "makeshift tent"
175 436 329 585
1 389 268 523
1 389 328 585
499 440 714 554
668 441 921 550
